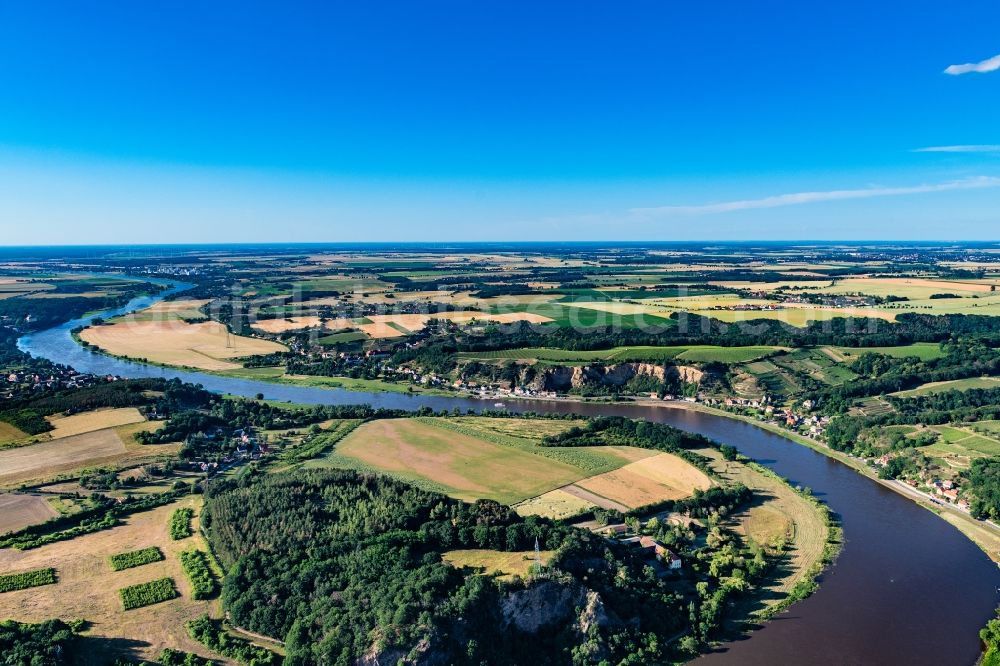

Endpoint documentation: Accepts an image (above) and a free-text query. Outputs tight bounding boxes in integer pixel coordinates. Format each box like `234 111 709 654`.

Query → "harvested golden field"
356 290 457 304
821 277 994 296
80 320 286 370
124 299 211 322
0 493 57 534
558 483 629 512
441 416 586 442
0 429 125 483
375 313 432 333
46 407 146 439
740 505 794 546
0 497 225 663
573 453 712 509
148 299 212 313
0 422 177 489
513 489 595 519
334 418 588 504
312 310 553 338
358 320 410 338
252 316 325 333
25 291 108 299
0 420 29 445
443 549 553 580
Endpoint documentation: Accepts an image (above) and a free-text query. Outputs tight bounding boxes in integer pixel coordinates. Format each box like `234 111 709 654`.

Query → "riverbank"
210 366 457 397
65 317 1000 567
655 399 1000 564
694 446 840 627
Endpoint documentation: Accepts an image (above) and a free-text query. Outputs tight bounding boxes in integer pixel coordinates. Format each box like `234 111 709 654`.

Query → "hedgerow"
0 568 56 593
119 577 178 610
109 546 164 571
169 507 194 540
179 549 218 599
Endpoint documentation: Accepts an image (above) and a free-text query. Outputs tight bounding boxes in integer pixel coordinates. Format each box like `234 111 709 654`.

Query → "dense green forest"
0 619 78 665
203 468 760 665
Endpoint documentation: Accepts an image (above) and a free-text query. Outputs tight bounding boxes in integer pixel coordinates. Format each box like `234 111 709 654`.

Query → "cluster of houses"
886 466 971 510
600 524 683 572
2 368 106 400
451 379 558 400
622 535 683 570
136 265 203 277
707 396 830 438
706 303 784 312
187 426 271 473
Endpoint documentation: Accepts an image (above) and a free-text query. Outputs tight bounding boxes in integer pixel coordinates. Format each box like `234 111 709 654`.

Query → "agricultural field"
320 416 711 513
442 549 553 581
252 316 326 333
45 407 146 439
569 453 712 510
851 397 894 417
826 342 946 362
0 277 54 299
457 345 781 364
812 277 996 300
178 549 218 600
0 419 176 489
511 489 596 520
0 429 123 485
317 330 369 345
928 425 1000 457
169 508 194 540
892 376 1000 397
122 299 210 323
0 420 29 445
0 494 58 534
80 319 287 370
0 497 220 661
417 417 653 474
772 348 858 386
741 360 801 398
327 418 590 503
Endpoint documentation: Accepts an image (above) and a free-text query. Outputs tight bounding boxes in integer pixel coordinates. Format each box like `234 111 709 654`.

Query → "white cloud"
630 176 1000 216
914 145 1000 153
944 53 1000 75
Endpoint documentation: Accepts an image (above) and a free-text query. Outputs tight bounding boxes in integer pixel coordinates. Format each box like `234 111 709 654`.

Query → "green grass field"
773 348 858 386
892 376 1000 397
315 418 590 503
829 342 946 361
309 417 655 505
457 345 780 364
928 425 1000 456
317 330 369 345
492 302 673 328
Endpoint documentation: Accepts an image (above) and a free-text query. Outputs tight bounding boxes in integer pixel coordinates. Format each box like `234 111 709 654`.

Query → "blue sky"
1 1 999 243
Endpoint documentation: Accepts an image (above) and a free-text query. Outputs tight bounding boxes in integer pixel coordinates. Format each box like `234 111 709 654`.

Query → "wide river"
17 280 1000 665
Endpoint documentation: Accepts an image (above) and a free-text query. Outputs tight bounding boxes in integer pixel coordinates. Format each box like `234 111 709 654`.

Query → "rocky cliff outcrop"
528 362 704 392
500 580 587 633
